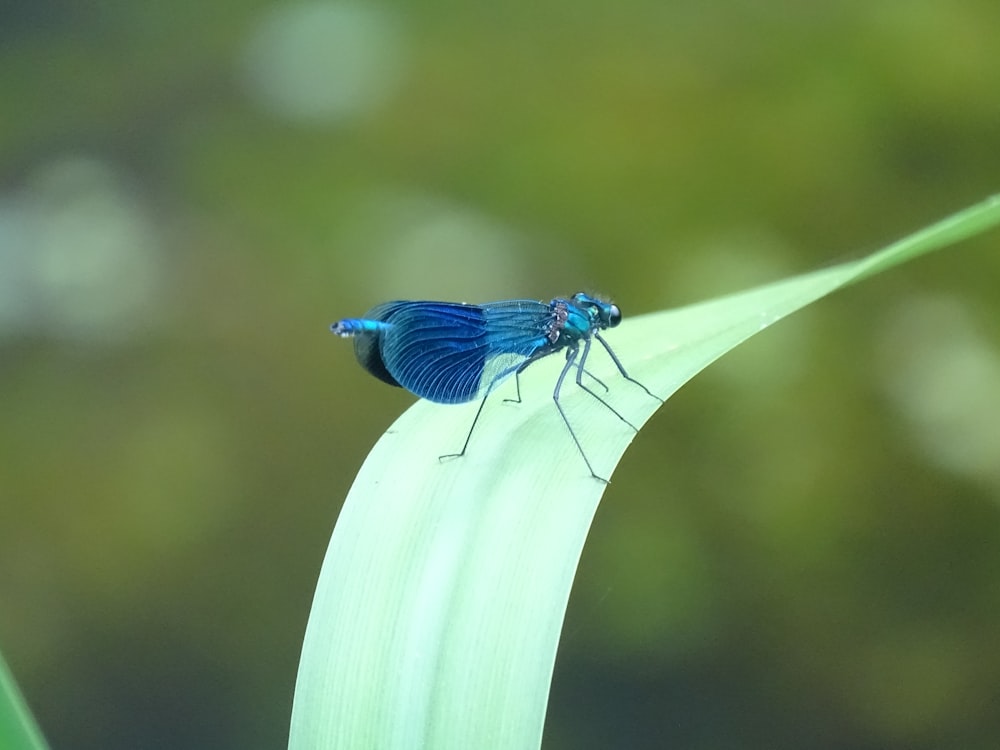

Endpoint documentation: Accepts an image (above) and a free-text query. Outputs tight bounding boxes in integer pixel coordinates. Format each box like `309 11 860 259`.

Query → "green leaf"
290 195 1000 749
0 652 48 750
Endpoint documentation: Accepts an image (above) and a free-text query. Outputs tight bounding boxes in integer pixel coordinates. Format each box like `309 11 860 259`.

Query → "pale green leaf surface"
290 196 1000 749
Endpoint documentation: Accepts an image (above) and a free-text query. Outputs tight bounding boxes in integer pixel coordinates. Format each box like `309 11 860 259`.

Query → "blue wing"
370 299 554 404
347 301 411 388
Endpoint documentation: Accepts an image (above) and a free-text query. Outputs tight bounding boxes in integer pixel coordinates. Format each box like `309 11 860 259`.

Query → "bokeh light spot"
0 156 164 344
240 1 405 125
878 294 1000 487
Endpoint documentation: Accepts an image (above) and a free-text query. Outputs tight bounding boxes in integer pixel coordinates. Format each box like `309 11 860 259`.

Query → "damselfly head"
570 292 621 330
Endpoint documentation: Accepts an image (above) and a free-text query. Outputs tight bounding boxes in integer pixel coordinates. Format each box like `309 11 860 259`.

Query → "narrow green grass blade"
0 652 48 750
290 195 1000 749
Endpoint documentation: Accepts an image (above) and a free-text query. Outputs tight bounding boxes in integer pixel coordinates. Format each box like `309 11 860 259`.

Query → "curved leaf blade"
290 195 1000 749
0 652 48 750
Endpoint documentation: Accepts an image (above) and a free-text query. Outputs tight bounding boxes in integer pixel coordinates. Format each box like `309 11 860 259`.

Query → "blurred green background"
2 1 999 748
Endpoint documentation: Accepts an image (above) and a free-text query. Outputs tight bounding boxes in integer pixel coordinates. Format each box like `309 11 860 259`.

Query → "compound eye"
608 304 622 327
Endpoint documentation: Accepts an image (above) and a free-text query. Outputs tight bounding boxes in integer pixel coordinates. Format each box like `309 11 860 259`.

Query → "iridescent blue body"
331 292 660 480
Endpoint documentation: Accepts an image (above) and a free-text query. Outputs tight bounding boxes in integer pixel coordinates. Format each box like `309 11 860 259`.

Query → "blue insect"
331 292 660 481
